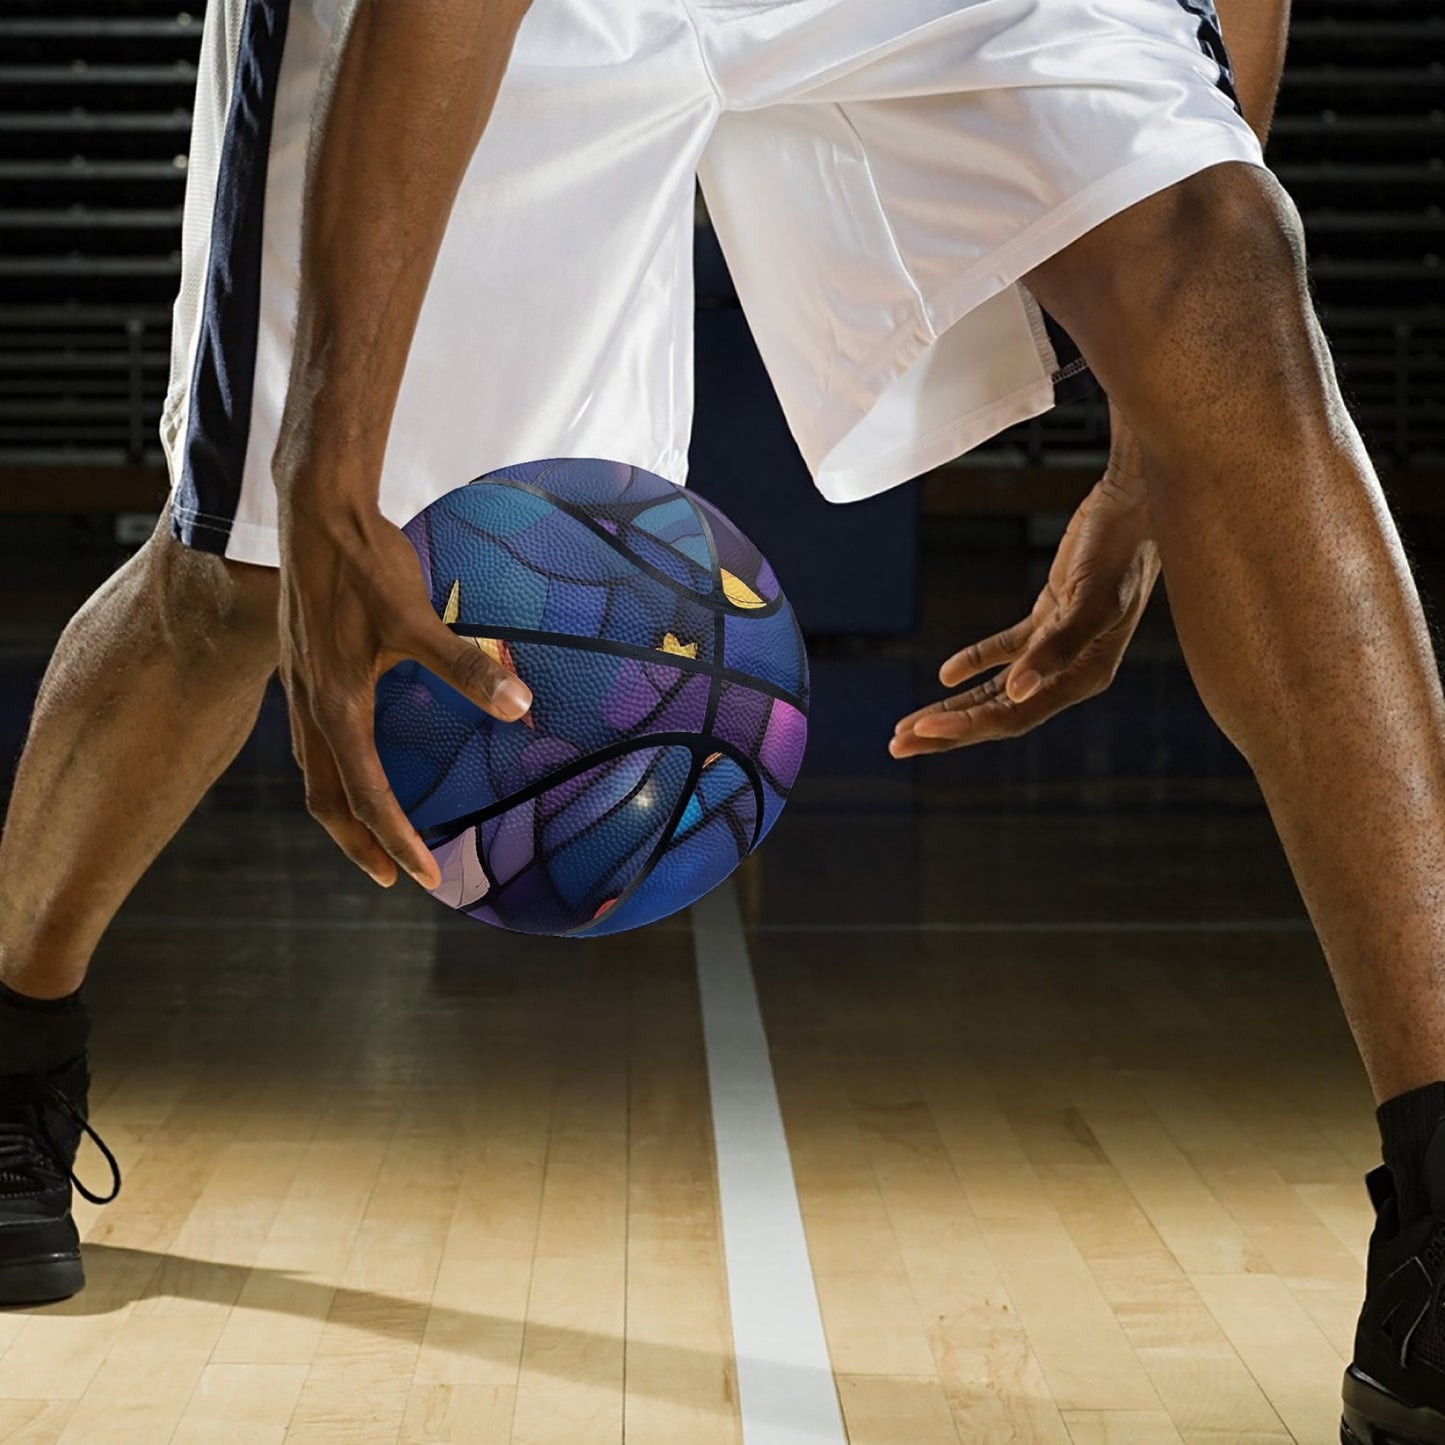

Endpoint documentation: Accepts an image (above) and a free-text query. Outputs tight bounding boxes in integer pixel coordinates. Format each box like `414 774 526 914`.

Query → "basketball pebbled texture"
375 458 809 937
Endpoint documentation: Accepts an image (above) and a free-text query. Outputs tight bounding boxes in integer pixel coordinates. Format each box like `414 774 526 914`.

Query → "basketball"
375 459 809 936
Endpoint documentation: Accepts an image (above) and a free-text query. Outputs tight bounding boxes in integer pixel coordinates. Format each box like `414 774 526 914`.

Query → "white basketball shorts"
162 0 1264 566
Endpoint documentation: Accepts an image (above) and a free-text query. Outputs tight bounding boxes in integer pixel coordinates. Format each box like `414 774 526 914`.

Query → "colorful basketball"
375 459 809 937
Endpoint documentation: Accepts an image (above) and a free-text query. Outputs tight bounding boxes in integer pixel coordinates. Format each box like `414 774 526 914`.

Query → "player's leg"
1027 161 1445 1109
0 509 276 1302
1025 159 1445 1441
0 511 278 999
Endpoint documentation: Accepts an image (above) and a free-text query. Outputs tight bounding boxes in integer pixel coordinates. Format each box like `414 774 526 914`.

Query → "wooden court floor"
0 785 1375 1445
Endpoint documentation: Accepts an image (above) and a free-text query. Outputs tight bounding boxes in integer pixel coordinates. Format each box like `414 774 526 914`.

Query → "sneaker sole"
0 1252 84 1307
1343 1365 1445 1445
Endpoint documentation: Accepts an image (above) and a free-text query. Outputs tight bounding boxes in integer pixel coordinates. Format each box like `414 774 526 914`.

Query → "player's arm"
272 0 534 889
1216 0 1293 147
892 0 1292 756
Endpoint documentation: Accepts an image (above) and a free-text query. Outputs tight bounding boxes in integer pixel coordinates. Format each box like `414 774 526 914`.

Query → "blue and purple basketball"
375 459 809 936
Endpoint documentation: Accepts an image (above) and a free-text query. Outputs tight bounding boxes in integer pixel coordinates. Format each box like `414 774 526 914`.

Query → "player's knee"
1058 163 1335 445
1136 166 1314 383
138 513 278 665
1034 163 1319 399
1168 165 1305 313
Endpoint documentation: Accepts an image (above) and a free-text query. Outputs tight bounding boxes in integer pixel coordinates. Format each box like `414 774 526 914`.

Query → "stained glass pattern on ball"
376 459 808 936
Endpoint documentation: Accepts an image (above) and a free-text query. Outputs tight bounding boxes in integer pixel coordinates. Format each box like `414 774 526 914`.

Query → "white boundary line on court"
692 880 849 1445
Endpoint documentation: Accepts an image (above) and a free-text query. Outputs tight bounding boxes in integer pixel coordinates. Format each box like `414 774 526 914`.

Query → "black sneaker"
1344 1122 1445 1444
0 1052 120 1306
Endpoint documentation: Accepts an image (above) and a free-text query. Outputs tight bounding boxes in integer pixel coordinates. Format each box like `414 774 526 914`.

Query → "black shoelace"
0 1079 121 1206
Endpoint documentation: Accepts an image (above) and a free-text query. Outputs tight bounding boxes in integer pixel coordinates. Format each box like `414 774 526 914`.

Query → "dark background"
0 0 1441 800
0 12 1428 1425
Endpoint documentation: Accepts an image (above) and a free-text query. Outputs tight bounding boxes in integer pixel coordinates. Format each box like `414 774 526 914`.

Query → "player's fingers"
938 620 1032 688
292 701 399 887
888 726 978 758
908 670 1097 749
904 696 1037 749
1003 590 1126 703
313 696 440 890
893 673 1009 736
893 698 947 735
884 728 965 762
890 676 1011 755
413 623 532 722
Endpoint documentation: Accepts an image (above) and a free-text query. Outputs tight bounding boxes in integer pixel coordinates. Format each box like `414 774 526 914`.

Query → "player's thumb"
429 630 533 722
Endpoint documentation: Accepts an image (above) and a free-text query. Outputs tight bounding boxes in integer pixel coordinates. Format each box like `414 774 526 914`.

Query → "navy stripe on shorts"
171 0 291 557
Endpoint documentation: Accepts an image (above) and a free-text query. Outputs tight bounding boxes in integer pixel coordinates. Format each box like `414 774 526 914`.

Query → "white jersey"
162 0 1261 566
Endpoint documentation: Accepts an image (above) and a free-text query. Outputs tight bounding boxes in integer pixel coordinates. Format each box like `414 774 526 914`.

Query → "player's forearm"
1215 0 1292 145
274 0 532 519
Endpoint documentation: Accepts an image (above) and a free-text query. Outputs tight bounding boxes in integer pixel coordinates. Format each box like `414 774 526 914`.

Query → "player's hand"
277 502 532 888
890 459 1159 757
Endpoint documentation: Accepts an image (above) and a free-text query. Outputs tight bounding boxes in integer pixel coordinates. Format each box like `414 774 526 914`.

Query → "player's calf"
0 509 279 990
0 520 282 1304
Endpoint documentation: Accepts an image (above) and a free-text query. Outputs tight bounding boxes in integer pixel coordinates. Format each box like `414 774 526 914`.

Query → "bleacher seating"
0 2 190 465
0 0 1440 477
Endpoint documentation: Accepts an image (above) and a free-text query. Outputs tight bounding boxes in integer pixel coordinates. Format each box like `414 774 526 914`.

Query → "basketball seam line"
473 741 679 917
414 730 769 856
679 482 722 583
550 480 751 934
586 484 737 939
474 475 789 620
561 748 707 937
446 623 808 711
694 489 726 746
